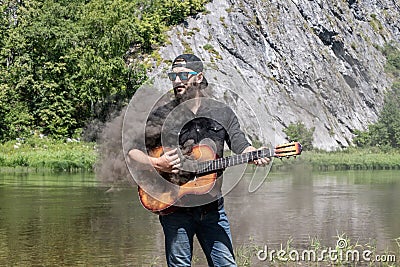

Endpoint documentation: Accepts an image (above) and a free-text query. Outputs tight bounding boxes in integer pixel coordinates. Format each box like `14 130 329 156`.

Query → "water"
227 169 400 253
0 169 399 266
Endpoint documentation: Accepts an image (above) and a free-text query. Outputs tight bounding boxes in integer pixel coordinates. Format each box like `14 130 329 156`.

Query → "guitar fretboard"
197 148 272 174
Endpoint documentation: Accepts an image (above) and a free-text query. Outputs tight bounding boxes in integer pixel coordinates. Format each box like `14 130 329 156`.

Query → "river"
0 169 399 266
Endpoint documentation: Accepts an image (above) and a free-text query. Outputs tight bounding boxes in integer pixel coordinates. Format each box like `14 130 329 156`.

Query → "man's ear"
195 72 204 84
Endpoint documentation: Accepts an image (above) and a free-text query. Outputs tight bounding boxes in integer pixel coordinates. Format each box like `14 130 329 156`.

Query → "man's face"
170 66 203 100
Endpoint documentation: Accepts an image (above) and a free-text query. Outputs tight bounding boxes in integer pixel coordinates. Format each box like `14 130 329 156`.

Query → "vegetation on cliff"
284 43 400 153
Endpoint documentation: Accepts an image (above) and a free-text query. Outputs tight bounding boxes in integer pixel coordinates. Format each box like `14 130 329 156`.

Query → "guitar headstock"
274 142 302 158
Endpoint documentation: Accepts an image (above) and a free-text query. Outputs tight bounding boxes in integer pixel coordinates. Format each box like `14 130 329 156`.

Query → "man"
128 54 270 266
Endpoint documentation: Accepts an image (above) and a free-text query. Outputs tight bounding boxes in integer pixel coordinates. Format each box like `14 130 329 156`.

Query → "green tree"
283 121 315 150
0 1 36 140
356 85 400 148
354 44 400 149
1 0 84 138
383 43 400 78
0 0 208 142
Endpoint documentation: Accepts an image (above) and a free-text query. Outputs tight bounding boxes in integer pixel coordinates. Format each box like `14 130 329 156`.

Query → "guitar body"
138 144 217 215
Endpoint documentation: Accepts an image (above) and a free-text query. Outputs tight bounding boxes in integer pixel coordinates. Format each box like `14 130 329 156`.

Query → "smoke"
94 106 134 187
94 80 173 189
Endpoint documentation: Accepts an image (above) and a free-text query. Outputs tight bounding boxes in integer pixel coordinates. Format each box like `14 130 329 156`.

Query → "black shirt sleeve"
225 107 251 154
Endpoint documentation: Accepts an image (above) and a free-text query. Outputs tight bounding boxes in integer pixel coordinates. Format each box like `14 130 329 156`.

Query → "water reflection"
225 169 400 254
0 172 163 266
0 170 399 266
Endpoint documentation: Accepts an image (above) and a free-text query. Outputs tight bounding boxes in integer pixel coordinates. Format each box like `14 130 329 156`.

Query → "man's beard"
175 84 200 103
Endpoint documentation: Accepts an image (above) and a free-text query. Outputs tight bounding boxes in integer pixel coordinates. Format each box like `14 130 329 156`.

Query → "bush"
283 121 315 151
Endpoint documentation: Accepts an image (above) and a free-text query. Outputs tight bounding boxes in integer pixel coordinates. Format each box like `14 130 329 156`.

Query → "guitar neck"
197 148 272 175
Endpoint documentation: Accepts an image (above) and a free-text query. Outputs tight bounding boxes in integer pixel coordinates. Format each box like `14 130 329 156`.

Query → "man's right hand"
151 148 181 174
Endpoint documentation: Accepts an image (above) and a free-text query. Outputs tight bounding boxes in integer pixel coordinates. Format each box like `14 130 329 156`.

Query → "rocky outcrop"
153 0 399 150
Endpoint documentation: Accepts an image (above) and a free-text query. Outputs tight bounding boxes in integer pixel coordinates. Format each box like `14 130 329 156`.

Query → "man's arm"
224 108 271 166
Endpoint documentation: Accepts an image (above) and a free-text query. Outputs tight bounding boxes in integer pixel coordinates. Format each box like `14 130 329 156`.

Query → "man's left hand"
242 146 271 167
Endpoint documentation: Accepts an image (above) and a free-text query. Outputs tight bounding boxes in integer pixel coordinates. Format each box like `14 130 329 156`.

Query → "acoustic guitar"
138 142 302 214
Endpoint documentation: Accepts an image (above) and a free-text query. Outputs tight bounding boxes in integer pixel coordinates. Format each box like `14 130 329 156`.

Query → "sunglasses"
167 71 198 81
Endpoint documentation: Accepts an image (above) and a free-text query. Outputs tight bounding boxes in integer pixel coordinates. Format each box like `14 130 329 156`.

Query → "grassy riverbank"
1 137 400 172
272 147 400 171
0 136 97 172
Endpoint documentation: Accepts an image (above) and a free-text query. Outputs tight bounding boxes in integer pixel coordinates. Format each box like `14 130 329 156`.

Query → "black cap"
172 54 203 72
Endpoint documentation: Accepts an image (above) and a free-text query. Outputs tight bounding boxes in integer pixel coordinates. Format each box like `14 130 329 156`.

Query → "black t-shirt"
145 98 250 156
143 97 250 201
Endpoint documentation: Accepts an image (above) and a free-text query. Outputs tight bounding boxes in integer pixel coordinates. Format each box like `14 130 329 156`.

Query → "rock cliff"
152 0 399 150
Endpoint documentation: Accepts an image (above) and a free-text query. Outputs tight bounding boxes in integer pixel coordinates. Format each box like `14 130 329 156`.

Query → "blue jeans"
159 198 237 267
